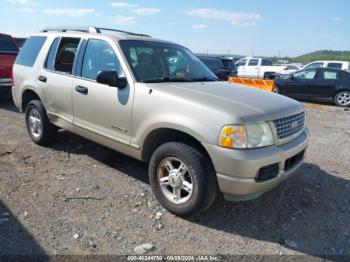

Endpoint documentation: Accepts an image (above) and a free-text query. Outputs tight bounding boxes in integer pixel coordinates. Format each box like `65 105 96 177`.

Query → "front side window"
322 70 338 80
304 62 323 69
82 39 120 81
294 69 317 80
0 35 18 53
15 36 46 67
236 59 247 66
248 59 259 66
119 40 217 82
327 63 342 69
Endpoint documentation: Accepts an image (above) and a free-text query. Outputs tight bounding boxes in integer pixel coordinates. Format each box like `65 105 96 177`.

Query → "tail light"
11 67 15 86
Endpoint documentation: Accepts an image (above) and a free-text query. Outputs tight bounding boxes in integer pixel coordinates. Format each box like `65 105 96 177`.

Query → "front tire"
334 91 350 107
25 100 57 146
149 142 218 217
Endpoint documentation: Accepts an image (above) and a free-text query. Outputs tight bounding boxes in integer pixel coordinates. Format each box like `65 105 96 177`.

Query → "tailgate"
0 54 16 78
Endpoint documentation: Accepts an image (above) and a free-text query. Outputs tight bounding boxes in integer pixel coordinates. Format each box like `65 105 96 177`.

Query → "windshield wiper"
142 77 194 83
190 77 218 82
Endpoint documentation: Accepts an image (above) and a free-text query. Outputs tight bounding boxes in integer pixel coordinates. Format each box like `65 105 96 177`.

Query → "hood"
149 81 304 123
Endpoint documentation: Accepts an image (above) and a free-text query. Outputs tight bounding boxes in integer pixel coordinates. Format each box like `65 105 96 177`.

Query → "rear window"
15 36 47 67
327 63 342 69
0 35 18 53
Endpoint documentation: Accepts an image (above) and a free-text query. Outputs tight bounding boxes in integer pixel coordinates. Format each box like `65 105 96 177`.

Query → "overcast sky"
1 0 349 57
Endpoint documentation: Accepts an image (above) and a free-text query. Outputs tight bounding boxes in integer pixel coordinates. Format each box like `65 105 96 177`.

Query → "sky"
1 0 349 57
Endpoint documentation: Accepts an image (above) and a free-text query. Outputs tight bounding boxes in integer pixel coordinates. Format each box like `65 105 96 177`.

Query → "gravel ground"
0 93 349 258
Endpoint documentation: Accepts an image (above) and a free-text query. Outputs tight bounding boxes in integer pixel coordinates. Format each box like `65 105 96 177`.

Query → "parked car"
12 26 309 216
235 57 288 79
198 56 236 80
0 33 19 93
275 64 301 77
274 68 350 107
303 60 350 71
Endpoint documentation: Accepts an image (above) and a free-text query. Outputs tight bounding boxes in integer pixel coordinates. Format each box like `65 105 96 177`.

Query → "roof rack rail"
41 26 100 33
40 26 151 37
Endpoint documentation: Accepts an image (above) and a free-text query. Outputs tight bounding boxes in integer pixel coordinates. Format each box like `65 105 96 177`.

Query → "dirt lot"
0 93 349 258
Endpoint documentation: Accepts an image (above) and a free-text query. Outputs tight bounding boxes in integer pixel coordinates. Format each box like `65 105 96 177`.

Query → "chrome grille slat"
273 112 305 140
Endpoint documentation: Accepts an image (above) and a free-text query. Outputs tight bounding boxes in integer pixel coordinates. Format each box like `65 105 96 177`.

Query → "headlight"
219 122 274 149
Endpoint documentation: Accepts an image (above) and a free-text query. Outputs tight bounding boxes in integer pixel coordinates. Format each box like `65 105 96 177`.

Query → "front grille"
273 112 305 140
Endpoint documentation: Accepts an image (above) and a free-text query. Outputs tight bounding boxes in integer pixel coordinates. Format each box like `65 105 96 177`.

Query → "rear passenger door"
72 38 133 146
39 37 81 128
310 69 338 99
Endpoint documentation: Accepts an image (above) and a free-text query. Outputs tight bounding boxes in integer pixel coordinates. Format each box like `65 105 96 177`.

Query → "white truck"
235 57 288 79
303 60 350 71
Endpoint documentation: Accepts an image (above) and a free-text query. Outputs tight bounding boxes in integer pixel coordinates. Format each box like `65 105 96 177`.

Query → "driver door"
72 38 133 145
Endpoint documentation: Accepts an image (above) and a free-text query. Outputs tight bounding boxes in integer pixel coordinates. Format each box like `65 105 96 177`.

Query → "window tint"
82 39 120 81
327 63 342 69
236 59 247 66
339 71 350 79
45 38 60 71
248 59 259 66
15 36 46 67
294 69 317 80
54 37 80 74
304 62 323 69
261 59 273 66
322 70 338 80
0 35 18 53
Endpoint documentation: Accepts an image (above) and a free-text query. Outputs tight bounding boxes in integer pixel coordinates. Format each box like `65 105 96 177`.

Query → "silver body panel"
12 30 309 197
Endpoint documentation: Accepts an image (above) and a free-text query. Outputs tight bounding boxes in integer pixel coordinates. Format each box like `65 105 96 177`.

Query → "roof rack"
40 26 151 37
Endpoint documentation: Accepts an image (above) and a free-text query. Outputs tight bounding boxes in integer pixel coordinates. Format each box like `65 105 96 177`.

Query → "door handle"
75 85 89 95
38 75 47 83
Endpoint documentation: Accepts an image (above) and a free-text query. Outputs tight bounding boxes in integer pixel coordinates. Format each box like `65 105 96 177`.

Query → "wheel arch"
141 128 214 167
21 89 42 112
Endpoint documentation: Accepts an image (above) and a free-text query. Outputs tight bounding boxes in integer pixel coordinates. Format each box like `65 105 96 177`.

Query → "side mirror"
96 70 127 88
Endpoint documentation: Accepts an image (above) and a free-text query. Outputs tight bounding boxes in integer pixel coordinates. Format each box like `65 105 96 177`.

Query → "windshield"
119 40 218 83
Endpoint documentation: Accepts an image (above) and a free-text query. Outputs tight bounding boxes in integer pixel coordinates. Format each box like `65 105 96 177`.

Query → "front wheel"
25 100 57 145
149 142 218 217
334 91 350 107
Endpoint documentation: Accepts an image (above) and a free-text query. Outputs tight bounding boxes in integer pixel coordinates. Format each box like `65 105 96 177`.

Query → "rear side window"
261 59 273 66
327 63 342 69
15 36 46 67
0 35 18 53
322 70 338 80
53 37 80 74
248 59 259 66
45 38 60 71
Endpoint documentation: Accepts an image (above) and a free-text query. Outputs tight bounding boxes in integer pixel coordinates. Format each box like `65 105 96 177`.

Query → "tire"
25 100 57 146
334 91 350 107
149 142 218 217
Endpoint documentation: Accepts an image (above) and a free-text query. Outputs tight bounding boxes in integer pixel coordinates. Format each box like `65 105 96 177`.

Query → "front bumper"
202 129 309 198
0 78 11 88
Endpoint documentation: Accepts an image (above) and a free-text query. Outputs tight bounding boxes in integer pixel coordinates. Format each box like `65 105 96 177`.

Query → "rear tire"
149 142 218 217
25 100 57 146
334 91 350 107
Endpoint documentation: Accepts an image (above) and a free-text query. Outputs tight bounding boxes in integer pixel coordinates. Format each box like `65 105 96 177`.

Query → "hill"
293 50 350 64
